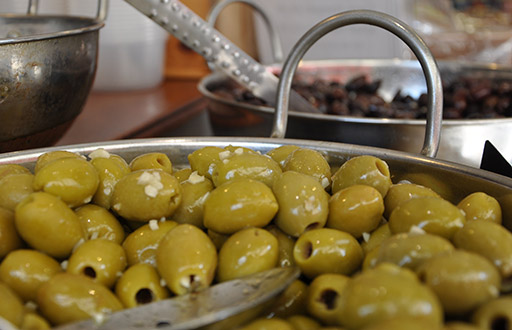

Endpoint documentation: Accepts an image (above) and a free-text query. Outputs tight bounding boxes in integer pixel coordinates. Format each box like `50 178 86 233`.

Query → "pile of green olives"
0 145 511 330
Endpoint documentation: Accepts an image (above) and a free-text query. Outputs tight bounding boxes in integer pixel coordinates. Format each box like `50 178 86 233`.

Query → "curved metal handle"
207 0 284 64
27 0 38 15
27 0 108 22
271 10 443 158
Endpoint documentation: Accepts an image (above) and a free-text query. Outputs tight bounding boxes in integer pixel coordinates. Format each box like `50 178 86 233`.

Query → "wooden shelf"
56 78 202 146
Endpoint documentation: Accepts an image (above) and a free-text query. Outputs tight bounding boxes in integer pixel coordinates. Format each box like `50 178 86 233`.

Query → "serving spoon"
50 267 299 330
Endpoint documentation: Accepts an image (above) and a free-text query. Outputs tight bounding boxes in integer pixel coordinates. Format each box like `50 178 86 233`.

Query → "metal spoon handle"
206 0 284 64
124 0 318 114
53 267 300 330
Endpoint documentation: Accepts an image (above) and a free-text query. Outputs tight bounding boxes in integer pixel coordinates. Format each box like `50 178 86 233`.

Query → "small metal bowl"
0 0 106 152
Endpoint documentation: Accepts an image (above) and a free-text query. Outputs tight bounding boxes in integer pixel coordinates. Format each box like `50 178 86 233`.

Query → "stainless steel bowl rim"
198 59 512 126
1 136 511 187
0 14 104 45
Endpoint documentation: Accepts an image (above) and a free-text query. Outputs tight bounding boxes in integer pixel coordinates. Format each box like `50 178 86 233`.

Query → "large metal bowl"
199 59 512 168
0 0 106 153
0 136 511 229
0 11 511 328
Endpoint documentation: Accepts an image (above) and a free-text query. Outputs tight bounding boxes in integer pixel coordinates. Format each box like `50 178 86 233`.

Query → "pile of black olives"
0 145 511 330
213 74 512 120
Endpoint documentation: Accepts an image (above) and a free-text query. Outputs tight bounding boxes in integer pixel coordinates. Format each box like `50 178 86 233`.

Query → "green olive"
287 315 321 330
457 192 502 225
361 223 391 254
66 239 127 288
33 157 99 208
0 281 24 327
212 151 282 188
122 220 178 266
272 171 329 237
20 311 51 330
173 168 193 183
453 219 512 281
129 152 173 174
224 145 261 154
307 273 350 325
34 150 81 173
15 192 86 258
217 227 278 282
293 228 363 278
264 279 308 318
115 263 169 308
239 318 295 330
171 171 213 228
443 322 481 330
331 155 392 197
266 225 296 268
111 169 182 222
90 153 131 209
266 145 300 169
0 164 30 180
337 263 443 329
375 232 454 270
362 246 380 270
388 197 466 239
417 250 501 315
384 183 441 219
187 146 224 180
0 207 23 259
499 194 512 232
328 185 384 239
0 249 62 302
207 229 230 250
396 172 454 202
360 317 443 330
283 148 331 190
37 273 123 326
471 296 512 330
75 204 125 244
203 179 278 235
0 173 34 211
156 224 217 295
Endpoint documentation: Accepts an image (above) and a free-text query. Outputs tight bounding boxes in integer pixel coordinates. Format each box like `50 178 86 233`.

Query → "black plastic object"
480 140 512 178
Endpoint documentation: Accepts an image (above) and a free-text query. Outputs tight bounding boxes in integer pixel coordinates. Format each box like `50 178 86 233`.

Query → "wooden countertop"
56 78 203 146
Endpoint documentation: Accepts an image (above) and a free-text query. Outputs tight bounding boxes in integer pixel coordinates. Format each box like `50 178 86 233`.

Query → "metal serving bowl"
0 0 106 153
199 5 512 169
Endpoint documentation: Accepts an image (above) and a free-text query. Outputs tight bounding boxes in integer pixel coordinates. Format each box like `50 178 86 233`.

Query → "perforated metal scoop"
52 267 299 330
124 0 319 113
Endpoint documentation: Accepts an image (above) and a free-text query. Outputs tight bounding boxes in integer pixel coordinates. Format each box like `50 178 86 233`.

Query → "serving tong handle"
206 0 284 64
272 10 443 158
124 0 318 114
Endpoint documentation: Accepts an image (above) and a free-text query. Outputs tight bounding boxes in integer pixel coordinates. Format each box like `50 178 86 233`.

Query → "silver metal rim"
0 0 106 45
1 137 511 192
206 0 283 64
0 15 104 45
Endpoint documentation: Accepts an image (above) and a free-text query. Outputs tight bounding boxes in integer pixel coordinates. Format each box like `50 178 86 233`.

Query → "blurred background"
1 0 512 161
3 0 512 87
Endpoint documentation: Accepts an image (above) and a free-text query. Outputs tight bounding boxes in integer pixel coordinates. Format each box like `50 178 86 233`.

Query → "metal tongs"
124 0 319 114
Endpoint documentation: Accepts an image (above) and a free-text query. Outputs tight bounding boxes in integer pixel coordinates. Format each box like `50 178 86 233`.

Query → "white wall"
252 0 416 63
